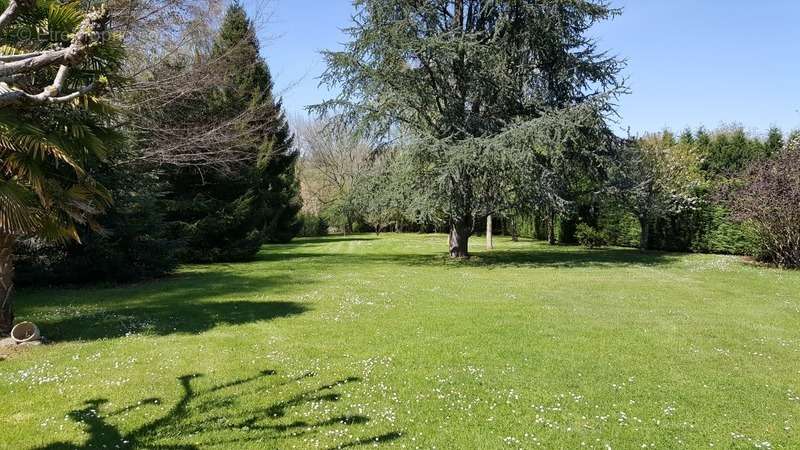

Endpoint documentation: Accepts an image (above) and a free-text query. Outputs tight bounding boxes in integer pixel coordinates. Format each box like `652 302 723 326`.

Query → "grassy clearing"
2 234 799 449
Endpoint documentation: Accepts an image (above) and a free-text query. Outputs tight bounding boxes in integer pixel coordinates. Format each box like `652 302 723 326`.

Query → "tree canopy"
313 0 625 257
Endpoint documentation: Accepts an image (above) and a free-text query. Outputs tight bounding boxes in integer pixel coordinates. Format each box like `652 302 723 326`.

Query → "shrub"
598 209 640 248
726 138 800 267
690 205 758 255
299 213 328 237
575 224 609 249
16 173 181 285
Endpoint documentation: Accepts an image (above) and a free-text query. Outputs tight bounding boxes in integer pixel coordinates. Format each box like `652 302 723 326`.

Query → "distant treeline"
301 125 794 257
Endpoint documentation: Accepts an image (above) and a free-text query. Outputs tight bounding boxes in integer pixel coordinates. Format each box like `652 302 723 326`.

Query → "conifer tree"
218 2 302 244
765 127 784 157
313 0 624 257
165 2 301 262
252 107 303 243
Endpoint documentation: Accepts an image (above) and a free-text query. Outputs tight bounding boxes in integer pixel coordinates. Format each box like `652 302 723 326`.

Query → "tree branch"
0 65 102 107
0 81 97 107
0 51 45 63
0 5 109 78
0 0 29 30
0 4 109 107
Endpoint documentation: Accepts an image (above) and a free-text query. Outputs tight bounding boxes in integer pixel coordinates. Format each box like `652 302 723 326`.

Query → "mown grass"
2 234 799 449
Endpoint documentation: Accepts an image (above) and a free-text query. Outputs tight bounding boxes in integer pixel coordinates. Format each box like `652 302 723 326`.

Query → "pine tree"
765 126 784 157
164 2 300 262
218 2 302 244
252 105 303 243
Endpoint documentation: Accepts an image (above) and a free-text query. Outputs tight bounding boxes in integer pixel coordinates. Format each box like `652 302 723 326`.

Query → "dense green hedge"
690 206 758 255
598 209 641 248
512 203 757 256
602 205 757 254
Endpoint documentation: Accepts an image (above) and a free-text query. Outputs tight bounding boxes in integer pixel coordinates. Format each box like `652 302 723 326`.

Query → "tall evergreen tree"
217 2 302 244
252 109 303 243
765 126 784 157
164 3 300 262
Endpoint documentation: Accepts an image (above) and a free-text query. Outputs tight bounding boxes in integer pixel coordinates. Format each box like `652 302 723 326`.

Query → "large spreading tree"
313 0 624 257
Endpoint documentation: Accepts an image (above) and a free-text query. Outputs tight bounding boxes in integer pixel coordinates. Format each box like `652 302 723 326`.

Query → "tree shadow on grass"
459 246 682 269
257 241 681 269
41 299 307 342
35 369 403 449
27 270 311 342
285 236 375 245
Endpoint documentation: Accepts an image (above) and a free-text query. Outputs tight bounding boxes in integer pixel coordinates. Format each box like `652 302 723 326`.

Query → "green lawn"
2 234 800 449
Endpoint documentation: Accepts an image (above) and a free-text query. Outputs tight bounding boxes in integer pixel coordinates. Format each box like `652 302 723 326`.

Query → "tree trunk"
547 210 556 245
511 217 518 242
449 216 471 258
533 213 547 241
0 233 15 336
639 216 650 251
452 0 464 30
486 214 494 250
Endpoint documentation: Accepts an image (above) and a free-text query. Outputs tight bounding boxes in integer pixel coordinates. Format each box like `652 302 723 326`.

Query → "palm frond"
45 1 83 39
0 0 120 244
0 179 42 235
35 214 80 243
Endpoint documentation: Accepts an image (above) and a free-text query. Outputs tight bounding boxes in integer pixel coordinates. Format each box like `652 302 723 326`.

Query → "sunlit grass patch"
3 234 800 449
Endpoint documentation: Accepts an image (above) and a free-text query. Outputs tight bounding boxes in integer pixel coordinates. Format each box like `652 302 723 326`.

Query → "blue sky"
250 0 800 136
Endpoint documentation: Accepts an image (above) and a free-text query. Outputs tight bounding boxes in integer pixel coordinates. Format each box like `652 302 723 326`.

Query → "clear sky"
250 0 800 136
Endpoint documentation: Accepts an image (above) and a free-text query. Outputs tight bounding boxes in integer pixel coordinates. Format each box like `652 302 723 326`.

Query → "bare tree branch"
0 0 29 31
0 51 45 63
295 117 373 214
0 5 109 107
110 1 287 173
